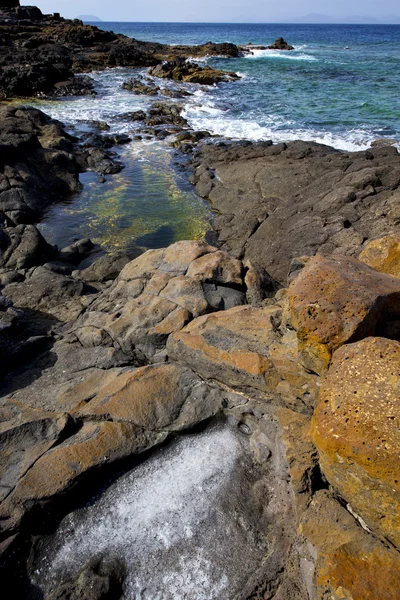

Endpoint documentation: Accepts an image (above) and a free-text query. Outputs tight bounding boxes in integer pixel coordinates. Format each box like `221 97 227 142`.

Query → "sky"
32 0 400 22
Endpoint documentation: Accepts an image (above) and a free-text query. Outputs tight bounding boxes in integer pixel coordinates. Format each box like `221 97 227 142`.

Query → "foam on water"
32 426 268 600
183 95 374 151
244 49 318 61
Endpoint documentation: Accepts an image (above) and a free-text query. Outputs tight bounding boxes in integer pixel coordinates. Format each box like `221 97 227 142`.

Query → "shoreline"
1 7 400 600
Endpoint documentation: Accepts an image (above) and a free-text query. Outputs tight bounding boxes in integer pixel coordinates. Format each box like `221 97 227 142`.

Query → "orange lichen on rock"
312 337 400 548
288 254 400 374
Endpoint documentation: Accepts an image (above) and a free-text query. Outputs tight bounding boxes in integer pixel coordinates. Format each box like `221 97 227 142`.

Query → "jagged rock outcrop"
267 37 294 50
149 59 239 85
0 105 122 224
0 10 239 99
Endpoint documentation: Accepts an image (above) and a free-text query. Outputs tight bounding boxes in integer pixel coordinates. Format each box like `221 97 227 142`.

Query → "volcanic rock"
359 233 400 277
267 37 294 50
312 337 400 548
149 59 239 85
288 253 400 374
190 140 400 282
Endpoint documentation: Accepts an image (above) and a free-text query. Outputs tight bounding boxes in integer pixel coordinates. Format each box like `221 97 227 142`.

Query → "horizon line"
81 19 400 25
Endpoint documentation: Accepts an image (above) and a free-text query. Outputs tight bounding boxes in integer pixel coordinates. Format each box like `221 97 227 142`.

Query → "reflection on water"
37 140 212 253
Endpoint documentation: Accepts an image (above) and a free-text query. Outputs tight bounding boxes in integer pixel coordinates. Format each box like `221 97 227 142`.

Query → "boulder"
149 59 239 85
0 224 56 270
312 337 400 548
300 490 400 600
288 254 400 374
167 305 282 394
65 241 247 363
267 38 294 50
359 233 400 278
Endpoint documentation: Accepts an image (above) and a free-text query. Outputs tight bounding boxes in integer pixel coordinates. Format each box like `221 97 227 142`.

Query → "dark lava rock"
149 58 239 85
0 10 240 99
122 77 159 96
0 105 81 224
0 224 56 270
267 37 294 50
0 105 125 225
146 101 189 127
190 139 400 283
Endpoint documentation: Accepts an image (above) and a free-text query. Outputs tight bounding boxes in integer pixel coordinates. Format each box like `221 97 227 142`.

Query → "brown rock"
312 337 400 548
288 254 400 374
67 241 246 363
300 491 400 600
167 305 282 394
0 420 164 532
273 407 318 515
0 407 69 502
186 250 244 286
58 363 224 430
359 233 400 277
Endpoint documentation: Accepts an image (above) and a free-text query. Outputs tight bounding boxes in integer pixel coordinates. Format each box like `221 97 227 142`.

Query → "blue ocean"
91 22 400 150
35 22 400 251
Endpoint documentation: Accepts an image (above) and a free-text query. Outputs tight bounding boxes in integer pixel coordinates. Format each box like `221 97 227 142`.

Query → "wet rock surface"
149 58 239 85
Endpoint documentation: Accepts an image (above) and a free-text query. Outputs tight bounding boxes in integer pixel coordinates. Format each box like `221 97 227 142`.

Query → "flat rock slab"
191 140 400 282
312 337 400 548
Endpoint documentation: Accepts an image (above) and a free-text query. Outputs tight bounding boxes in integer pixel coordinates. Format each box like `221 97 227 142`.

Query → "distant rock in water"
267 37 294 50
77 15 103 22
149 59 239 85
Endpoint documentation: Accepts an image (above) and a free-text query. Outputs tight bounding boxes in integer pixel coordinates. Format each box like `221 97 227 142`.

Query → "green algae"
38 140 212 252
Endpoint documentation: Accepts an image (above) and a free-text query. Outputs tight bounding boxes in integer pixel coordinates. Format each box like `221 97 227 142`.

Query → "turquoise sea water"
89 22 400 150
35 22 400 252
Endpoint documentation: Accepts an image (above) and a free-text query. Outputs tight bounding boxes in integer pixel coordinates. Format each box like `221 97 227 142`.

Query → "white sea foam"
32 426 266 600
184 107 375 151
245 48 318 61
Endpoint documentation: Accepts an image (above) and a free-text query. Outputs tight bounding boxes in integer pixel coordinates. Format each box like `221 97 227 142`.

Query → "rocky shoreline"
0 6 400 600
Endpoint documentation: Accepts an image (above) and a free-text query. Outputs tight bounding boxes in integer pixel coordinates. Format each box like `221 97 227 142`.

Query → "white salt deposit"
33 425 267 599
